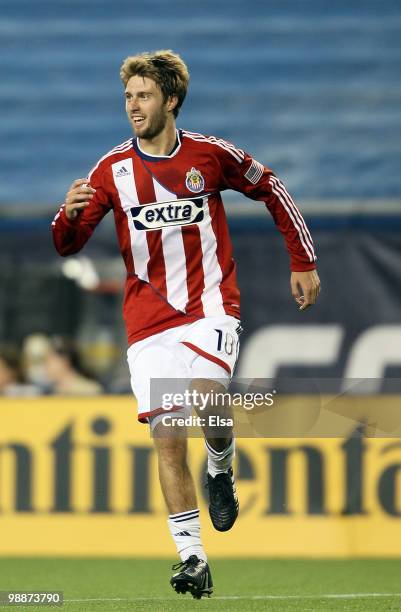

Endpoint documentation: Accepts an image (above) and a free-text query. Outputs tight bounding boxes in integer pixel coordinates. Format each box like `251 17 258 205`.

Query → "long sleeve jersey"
52 129 317 346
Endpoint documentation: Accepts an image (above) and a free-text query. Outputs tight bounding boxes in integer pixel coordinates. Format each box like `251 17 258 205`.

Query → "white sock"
205 438 235 477
167 509 207 562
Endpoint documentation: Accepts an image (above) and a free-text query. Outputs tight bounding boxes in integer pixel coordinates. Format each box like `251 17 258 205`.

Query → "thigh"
180 315 242 380
127 339 191 424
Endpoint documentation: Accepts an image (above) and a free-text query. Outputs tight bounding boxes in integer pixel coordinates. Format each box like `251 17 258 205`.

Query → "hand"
65 178 96 220
291 270 321 311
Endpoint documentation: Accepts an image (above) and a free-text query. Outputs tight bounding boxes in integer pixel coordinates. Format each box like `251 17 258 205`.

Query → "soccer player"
52 50 320 598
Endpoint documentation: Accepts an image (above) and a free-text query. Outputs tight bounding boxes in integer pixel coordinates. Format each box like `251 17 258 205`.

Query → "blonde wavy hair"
120 50 190 117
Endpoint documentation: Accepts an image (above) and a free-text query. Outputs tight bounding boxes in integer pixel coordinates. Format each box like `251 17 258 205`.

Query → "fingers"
311 270 321 303
291 270 321 311
66 179 96 204
68 192 93 204
291 277 302 301
64 201 90 221
68 178 96 195
71 178 90 188
299 274 321 310
298 284 317 310
65 178 96 214
291 278 308 309
64 178 96 220
299 292 312 311
70 202 89 211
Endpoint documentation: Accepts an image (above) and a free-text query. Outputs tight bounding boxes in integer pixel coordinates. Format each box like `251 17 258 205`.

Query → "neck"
138 120 177 156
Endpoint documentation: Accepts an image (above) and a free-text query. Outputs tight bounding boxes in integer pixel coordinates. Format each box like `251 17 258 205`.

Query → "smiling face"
125 75 176 140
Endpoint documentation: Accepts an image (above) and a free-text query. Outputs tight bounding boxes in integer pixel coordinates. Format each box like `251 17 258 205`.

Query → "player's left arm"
218 147 321 310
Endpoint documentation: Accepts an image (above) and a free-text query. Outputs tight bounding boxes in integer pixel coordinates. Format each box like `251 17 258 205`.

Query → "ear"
166 95 179 113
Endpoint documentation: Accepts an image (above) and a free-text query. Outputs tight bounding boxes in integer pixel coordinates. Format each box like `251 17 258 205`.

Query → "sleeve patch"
244 159 265 184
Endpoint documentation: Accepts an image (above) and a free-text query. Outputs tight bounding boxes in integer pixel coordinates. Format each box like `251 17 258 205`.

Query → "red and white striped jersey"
52 129 317 345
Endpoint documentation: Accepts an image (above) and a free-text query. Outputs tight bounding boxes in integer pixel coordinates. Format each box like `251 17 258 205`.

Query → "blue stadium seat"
0 0 400 206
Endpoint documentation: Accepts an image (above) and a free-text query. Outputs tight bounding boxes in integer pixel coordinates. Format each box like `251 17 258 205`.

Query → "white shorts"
127 315 241 424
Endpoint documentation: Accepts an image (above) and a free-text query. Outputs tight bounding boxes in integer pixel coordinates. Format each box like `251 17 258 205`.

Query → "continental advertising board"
1 397 401 557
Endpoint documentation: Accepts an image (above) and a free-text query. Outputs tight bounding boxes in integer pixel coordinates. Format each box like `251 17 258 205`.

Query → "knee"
190 378 226 396
190 378 230 415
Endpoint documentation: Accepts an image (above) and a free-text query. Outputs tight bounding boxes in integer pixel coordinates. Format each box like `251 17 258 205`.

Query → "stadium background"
1 0 401 581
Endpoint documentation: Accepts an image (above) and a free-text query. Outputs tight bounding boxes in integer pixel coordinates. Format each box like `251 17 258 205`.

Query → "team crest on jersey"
185 167 205 193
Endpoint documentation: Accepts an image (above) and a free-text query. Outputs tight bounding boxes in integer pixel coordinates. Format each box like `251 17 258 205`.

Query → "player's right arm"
52 168 112 256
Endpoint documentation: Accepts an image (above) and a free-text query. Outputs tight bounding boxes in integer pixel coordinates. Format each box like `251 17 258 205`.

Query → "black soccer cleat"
207 467 239 532
170 555 213 599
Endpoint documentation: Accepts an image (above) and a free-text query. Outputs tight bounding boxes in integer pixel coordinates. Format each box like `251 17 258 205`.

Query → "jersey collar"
132 129 182 162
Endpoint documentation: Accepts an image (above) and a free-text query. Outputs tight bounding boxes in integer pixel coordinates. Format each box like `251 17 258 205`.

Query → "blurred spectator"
22 333 52 392
0 347 41 396
45 336 103 396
